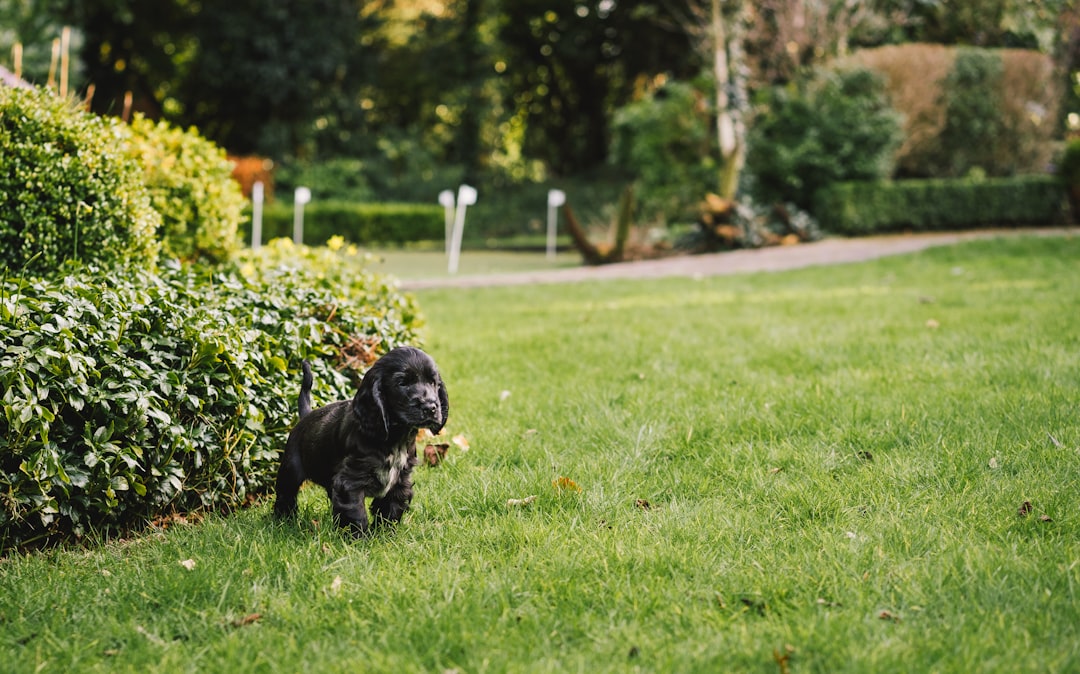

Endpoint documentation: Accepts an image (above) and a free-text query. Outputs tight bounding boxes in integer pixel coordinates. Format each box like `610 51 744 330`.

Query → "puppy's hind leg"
273 440 305 519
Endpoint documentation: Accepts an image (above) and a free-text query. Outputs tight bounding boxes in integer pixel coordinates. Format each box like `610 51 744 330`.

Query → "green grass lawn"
3 235 1079 672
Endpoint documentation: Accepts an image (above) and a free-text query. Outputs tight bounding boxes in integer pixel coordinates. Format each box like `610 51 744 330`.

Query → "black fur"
273 346 448 535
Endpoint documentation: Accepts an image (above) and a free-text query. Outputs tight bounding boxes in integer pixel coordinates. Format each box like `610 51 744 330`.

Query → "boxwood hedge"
245 201 444 247
0 244 420 552
0 86 162 276
813 175 1066 235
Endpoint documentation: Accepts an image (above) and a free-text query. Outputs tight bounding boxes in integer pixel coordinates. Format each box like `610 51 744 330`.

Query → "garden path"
400 227 1074 290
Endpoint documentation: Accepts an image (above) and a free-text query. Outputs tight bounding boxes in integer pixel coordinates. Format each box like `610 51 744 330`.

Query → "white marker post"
293 186 311 245
251 180 264 250
448 184 477 274
439 189 456 254
546 188 566 261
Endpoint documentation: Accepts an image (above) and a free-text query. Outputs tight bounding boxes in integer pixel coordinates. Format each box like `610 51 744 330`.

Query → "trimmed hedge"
813 175 1066 235
244 201 444 246
0 247 420 552
125 115 246 264
0 86 161 275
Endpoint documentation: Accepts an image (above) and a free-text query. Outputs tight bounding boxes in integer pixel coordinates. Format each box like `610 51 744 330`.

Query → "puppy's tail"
298 360 314 418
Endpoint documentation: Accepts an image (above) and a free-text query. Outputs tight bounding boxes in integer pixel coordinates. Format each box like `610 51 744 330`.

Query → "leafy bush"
0 86 161 276
1057 138 1080 220
937 48 1006 178
844 44 1060 179
0 247 421 552
746 67 903 212
244 201 444 246
814 175 1066 234
610 81 717 224
124 115 246 264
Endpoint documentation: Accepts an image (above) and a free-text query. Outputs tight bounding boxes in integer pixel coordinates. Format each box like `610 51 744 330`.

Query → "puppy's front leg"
330 470 370 535
370 482 412 527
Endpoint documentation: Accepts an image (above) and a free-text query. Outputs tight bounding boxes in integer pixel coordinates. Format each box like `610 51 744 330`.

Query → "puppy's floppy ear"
432 375 449 434
353 367 389 440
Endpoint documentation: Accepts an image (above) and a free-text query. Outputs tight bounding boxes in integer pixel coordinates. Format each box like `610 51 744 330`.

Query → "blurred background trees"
2 0 1077 239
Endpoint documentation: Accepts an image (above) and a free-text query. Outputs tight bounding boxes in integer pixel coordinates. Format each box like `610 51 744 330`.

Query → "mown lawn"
2 234 1078 673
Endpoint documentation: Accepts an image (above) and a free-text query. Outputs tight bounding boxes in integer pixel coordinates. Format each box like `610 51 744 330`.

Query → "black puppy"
273 346 448 535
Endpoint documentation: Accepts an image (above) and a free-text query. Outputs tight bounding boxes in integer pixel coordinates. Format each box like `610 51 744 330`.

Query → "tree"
497 0 697 175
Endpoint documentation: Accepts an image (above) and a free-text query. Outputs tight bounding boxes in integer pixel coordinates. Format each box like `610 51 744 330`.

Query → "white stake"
293 186 311 245
448 184 477 274
546 189 566 261
251 181 264 250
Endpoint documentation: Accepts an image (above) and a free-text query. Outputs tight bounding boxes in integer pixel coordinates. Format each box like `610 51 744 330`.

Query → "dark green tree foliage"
176 0 360 157
746 68 903 211
497 0 697 175
70 0 198 119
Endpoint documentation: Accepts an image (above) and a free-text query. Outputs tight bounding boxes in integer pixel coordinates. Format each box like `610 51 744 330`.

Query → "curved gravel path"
401 227 1074 290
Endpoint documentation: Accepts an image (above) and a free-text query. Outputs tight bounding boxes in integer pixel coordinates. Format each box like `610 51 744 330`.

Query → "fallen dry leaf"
232 613 262 628
1047 432 1063 448
926 319 940 329
768 466 783 475
773 648 791 674
553 476 582 493
1039 514 1053 522
635 498 651 510
506 495 537 507
423 443 449 466
417 428 434 441
499 390 512 402
878 609 900 622
988 457 999 469
451 434 470 451
328 575 343 596
1018 501 1033 517
179 559 196 571
857 451 873 462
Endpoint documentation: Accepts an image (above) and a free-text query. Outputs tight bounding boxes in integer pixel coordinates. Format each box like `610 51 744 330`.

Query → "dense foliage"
813 175 1066 234
845 45 1061 180
0 243 421 552
125 115 246 264
611 81 717 225
746 68 903 211
0 86 161 276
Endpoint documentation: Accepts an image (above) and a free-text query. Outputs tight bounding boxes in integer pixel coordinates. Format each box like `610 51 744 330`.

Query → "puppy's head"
352 346 448 441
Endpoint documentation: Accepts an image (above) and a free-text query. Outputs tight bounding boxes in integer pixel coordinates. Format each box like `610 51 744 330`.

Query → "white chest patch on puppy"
376 442 412 498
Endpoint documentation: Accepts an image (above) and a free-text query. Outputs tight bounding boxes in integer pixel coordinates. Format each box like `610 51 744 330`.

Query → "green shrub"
844 45 1060 179
746 67 903 211
0 248 421 552
244 201 444 246
0 86 161 276
814 175 1066 234
1056 138 1080 220
610 80 717 224
124 115 246 264
937 48 1006 178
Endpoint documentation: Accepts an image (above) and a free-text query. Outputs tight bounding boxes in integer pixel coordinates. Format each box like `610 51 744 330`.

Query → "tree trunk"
713 0 746 200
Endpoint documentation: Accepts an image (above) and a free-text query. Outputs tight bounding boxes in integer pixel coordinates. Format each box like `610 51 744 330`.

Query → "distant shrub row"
0 243 421 552
244 201 444 246
814 175 1066 235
